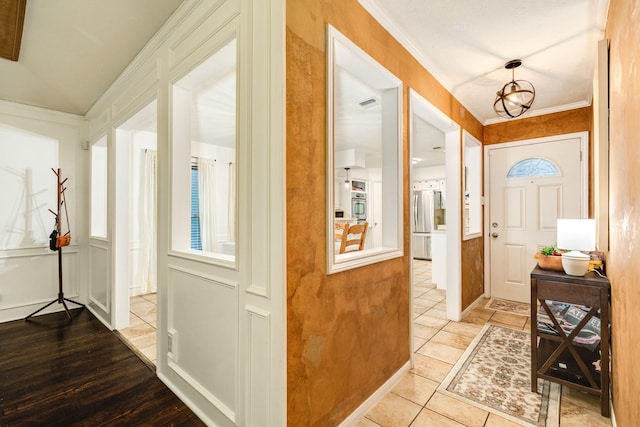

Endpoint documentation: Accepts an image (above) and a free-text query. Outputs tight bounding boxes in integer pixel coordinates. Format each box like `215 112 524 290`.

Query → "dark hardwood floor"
0 308 205 426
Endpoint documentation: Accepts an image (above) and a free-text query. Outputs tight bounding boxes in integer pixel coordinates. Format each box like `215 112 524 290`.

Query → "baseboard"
156 369 216 427
0 293 84 323
610 400 617 427
86 304 113 330
461 294 485 319
338 360 410 427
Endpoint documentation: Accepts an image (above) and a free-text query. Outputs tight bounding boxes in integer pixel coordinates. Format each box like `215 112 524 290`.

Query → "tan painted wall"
483 107 592 146
483 107 594 216
461 238 484 309
605 0 640 423
286 1 483 424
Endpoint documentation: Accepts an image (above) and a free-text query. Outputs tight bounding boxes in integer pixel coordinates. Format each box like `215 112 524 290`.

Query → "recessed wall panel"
247 306 271 425
168 266 238 420
89 244 109 312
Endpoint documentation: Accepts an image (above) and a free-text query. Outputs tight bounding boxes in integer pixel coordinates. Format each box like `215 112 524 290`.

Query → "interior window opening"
171 37 237 263
327 25 403 274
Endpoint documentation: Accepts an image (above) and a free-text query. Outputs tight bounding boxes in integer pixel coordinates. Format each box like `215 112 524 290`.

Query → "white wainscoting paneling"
83 0 287 424
246 305 271 425
0 250 79 322
167 265 239 423
89 243 109 314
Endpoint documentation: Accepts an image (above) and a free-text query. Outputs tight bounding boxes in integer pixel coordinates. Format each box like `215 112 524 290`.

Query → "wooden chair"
337 222 368 254
335 222 348 241
335 222 348 253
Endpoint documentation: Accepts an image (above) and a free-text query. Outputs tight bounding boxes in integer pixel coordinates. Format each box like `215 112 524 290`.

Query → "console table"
530 266 610 417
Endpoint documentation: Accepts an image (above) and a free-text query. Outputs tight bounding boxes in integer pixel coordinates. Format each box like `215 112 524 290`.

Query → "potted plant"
536 245 566 271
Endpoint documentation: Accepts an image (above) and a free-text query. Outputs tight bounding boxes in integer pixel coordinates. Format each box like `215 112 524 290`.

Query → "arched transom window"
507 158 560 178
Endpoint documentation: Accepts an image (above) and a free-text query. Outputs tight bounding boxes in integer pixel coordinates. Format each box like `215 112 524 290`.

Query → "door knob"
491 232 499 238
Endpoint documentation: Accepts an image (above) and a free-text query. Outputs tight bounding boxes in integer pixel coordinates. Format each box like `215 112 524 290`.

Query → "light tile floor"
357 259 612 427
115 266 611 426
119 293 157 365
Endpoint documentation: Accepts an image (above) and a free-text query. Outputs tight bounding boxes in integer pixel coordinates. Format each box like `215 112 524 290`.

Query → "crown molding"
85 0 202 117
358 0 454 91
0 99 86 125
483 101 591 126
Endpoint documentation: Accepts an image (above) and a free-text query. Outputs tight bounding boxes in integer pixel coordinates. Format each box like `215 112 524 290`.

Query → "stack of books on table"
537 300 601 351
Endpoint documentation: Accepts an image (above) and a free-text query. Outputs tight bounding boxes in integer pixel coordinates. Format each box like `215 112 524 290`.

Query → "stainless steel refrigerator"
412 190 434 260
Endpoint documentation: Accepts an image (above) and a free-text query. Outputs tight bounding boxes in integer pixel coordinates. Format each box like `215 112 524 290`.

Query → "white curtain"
227 162 235 242
140 150 157 294
198 157 217 252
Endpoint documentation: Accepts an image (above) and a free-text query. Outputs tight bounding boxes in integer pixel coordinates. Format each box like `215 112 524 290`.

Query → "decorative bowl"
537 254 564 271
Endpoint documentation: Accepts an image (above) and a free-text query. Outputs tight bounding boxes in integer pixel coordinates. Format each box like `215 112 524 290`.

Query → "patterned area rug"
485 298 531 317
438 324 560 427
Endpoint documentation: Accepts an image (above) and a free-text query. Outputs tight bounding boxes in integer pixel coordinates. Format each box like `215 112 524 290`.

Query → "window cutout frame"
90 135 108 240
169 34 238 268
462 131 482 240
326 25 404 274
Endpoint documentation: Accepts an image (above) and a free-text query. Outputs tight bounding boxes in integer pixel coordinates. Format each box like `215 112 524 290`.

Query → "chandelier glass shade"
493 59 535 119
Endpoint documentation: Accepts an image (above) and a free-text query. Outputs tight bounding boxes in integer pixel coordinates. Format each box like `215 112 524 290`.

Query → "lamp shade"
556 219 596 251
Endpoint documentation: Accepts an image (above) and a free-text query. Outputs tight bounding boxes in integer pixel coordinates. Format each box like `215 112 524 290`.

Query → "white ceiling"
360 0 610 124
0 0 609 129
334 66 445 170
0 0 184 115
412 117 445 167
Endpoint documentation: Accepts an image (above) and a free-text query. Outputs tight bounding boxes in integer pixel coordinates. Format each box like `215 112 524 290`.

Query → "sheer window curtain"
198 157 217 252
140 150 157 294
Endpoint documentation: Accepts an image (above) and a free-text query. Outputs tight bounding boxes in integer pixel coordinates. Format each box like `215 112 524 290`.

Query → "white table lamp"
556 219 596 276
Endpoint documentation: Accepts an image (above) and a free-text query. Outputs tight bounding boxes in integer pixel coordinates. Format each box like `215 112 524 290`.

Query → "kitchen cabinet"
530 266 610 417
412 179 441 191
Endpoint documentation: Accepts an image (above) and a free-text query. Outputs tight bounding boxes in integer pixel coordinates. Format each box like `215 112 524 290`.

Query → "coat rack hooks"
26 168 84 321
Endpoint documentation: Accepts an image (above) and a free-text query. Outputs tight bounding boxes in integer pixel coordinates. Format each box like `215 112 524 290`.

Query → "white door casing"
484 132 588 303
409 89 462 325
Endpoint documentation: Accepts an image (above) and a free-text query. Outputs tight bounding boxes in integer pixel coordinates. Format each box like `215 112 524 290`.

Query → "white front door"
488 134 587 302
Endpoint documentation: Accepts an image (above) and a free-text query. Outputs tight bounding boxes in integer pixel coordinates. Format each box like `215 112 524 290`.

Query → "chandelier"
493 59 535 119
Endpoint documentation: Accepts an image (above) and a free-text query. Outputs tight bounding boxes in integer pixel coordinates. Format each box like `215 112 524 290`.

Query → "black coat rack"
26 168 84 320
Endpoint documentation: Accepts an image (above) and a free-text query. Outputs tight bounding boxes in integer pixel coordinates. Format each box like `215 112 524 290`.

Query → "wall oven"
351 193 367 222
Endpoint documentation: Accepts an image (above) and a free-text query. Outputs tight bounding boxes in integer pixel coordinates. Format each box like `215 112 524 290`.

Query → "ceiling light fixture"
344 167 351 189
493 59 535 119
